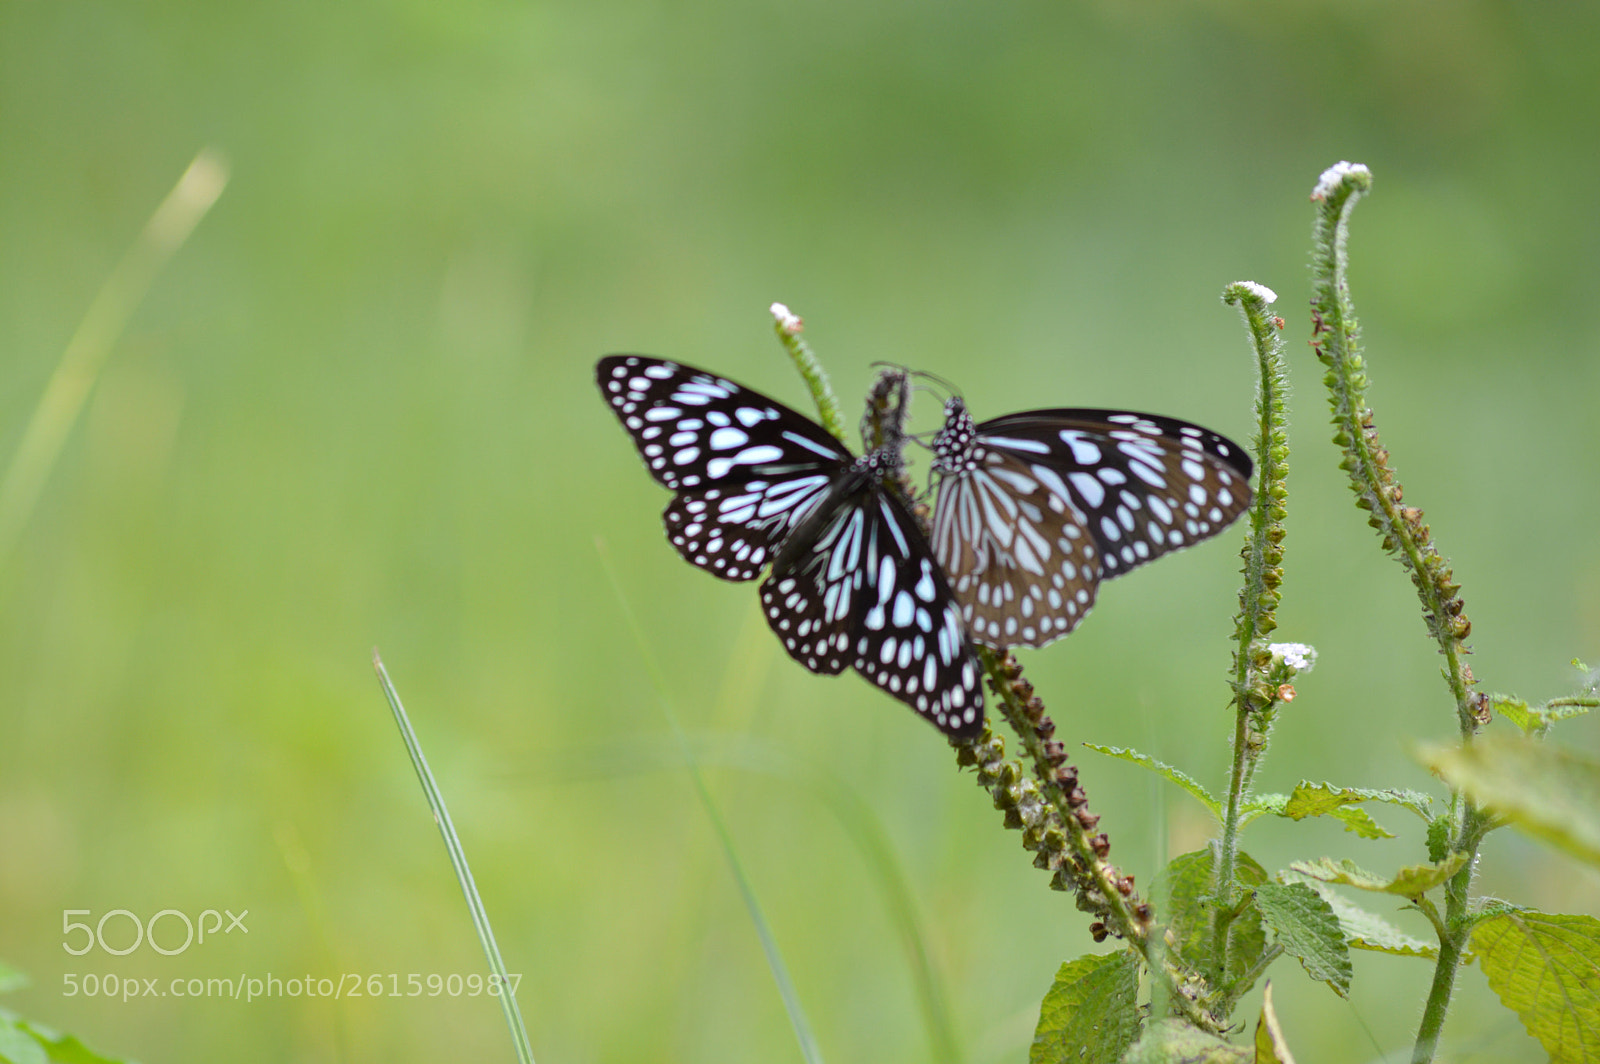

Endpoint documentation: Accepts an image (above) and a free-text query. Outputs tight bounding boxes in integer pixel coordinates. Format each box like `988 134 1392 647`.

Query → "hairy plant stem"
771 303 849 444
1212 709 1252 976
1211 282 1292 988
1306 163 1485 1064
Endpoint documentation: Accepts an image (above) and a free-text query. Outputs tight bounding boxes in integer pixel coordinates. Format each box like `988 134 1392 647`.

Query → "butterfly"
597 355 985 738
929 397 1254 649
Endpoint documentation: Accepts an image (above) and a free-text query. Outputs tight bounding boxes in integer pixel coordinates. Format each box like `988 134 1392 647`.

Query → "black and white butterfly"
930 397 1253 649
597 355 984 738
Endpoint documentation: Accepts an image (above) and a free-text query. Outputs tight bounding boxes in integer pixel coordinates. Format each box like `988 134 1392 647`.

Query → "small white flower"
1233 281 1277 305
1311 161 1370 201
770 302 803 333
1267 642 1317 673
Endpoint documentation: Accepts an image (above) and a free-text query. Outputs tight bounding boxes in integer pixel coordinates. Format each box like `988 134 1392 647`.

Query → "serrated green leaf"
1239 793 1287 828
1083 745 1219 815
1472 910 1600 1064
1252 882 1352 997
1123 1019 1250 1063
1030 951 1141 1064
1253 982 1298 1064
1492 693 1595 737
0 1019 49 1064
1272 782 1434 839
1491 695 1538 734
1424 734 1600 868
0 964 27 996
1288 782 1433 821
1277 873 1440 960
1247 794 1288 811
1325 806 1392 840
1154 849 1267 990
1288 853 1467 897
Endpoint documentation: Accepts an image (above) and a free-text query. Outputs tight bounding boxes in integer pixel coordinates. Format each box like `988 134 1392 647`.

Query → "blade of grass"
0 148 228 565
700 603 959 1062
596 537 826 1064
372 650 535 1064
539 729 961 1064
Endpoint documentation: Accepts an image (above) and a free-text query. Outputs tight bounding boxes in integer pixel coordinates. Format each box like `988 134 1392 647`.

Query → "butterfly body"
931 397 1253 650
598 356 984 737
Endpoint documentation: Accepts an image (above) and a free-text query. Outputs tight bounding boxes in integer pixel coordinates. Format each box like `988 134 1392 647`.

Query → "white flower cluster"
1232 281 1278 305
769 302 803 334
1267 642 1317 673
1311 161 1370 201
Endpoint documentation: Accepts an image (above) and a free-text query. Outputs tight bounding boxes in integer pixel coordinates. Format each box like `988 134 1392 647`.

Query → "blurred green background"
3 1 1597 1061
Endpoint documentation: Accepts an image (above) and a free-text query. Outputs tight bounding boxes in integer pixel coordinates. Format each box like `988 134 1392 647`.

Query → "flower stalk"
1211 281 1293 987
771 302 849 445
954 652 1225 1035
1306 162 1488 1064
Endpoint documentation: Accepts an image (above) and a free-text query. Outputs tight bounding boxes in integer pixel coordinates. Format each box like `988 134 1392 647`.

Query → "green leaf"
1423 734 1600 867
1240 793 1288 827
1253 982 1298 1064
1083 745 1219 815
0 964 27 996
0 1019 49 1064
1252 882 1352 997
1288 853 1467 897
0 1015 134 1064
1492 693 1594 737
1030 951 1141 1064
1277 873 1440 959
1426 815 1452 863
1262 781 1437 839
1324 806 1390 839
1472 910 1600 1064
1544 701 1598 725
1154 849 1267 990
1283 781 1433 822
1490 695 1538 734
1123 1019 1249 1063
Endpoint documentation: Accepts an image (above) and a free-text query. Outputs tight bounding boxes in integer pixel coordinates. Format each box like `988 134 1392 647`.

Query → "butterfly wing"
598 355 853 581
933 401 1252 649
761 478 984 738
600 355 986 738
931 448 1103 648
976 408 1252 580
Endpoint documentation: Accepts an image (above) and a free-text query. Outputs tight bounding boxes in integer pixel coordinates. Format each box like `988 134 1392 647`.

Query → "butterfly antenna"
907 368 962 402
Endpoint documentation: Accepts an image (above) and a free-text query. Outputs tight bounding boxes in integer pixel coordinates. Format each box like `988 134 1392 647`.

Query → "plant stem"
1212 708 1252 979
1211 282 1292 985
1412 805 1490 1064
770 302 849 444
1308 164 1479 736
1306 162 1486 1064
